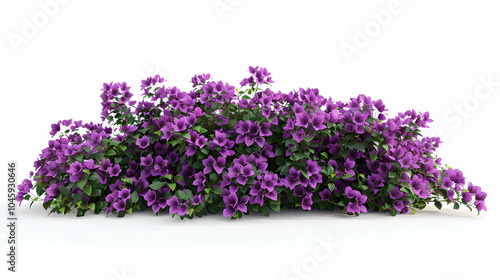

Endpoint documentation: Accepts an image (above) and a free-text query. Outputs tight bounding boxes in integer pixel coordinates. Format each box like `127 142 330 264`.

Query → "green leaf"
339 150 349 158
453 202 460 210
167 183 176 191
89 172 100 181
434 201 442 210
181 132 191 140
269 200 280 212
90 187 101 197
228 118 237 127
342 173 353 179
88 203 95 211
327 165 334 176
300 169 310 179
388 207 397 216
122 177 133 184
353 143 365 152
174 175 184 183
209 173 217 182
77 179 88 190
188 208 195 216
369 153 377 162
177 191 188 201
83 185 92 196
400 182 411 190
192 126 202 133
328 183 336 192
91 152 105 161
131 191 139 203
106 149 117 156
149 181 165 190
60 185 70 197
261 205 270 217
303 135 314 143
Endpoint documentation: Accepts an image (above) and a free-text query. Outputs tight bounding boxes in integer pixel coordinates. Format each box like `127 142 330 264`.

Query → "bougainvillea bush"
17 66 488 219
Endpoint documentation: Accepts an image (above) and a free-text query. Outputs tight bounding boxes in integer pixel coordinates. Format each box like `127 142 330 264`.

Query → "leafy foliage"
16 66 487 219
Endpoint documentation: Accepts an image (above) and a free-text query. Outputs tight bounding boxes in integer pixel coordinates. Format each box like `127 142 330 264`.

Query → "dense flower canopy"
17 66 487 219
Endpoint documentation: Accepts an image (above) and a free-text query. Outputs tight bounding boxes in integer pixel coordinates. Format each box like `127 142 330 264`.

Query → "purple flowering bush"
17 66 487 219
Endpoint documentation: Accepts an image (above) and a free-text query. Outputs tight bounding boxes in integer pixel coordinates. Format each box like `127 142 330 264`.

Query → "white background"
1 1 499 280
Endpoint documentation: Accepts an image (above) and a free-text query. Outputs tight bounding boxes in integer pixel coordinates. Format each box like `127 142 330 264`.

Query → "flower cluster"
17 66 487 219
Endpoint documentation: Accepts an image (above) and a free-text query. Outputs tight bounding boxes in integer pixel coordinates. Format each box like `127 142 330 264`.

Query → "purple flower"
410 175 431 199
119 188 131 200
346 202 367 214
393 200 404 212
441 177 453 189
107 164 122 177
398 153 412 169
283 167 301 190
474 200 487 211
284 119 295 131
174 117 187 132
353 110 368 125
136 135 150 149
302 196 313 211
83 159 96 170
249 122 261 135
212 131 228 147
43 184 60 203
192 194 203 205
202 155 215 174
113 199 126 212
306 159 321 177
319 189 331 201
167 196 189 216
228 162 254 185
213 157 226 174
389 187 403 200
311 112 327 131
235 120 251 134
462 192 473 203
223 193 249 217
295 112 310 128
68 161 83 175
193 172 206 192
446 189 455 201
260 122 272 137
195 135 208 148
140 154 154 167
292 129 305 143
144 190 157 207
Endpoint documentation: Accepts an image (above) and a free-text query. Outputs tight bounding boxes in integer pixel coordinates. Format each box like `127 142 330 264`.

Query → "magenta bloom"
136 135 150 149
144 190 157 207
107 164 122 177
174 117 187 132
293 129 305 143
311 112 327 131
213 157 226 174
202 155 216 174
295 112 310 128
212 131 228 147
167 196 189 216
